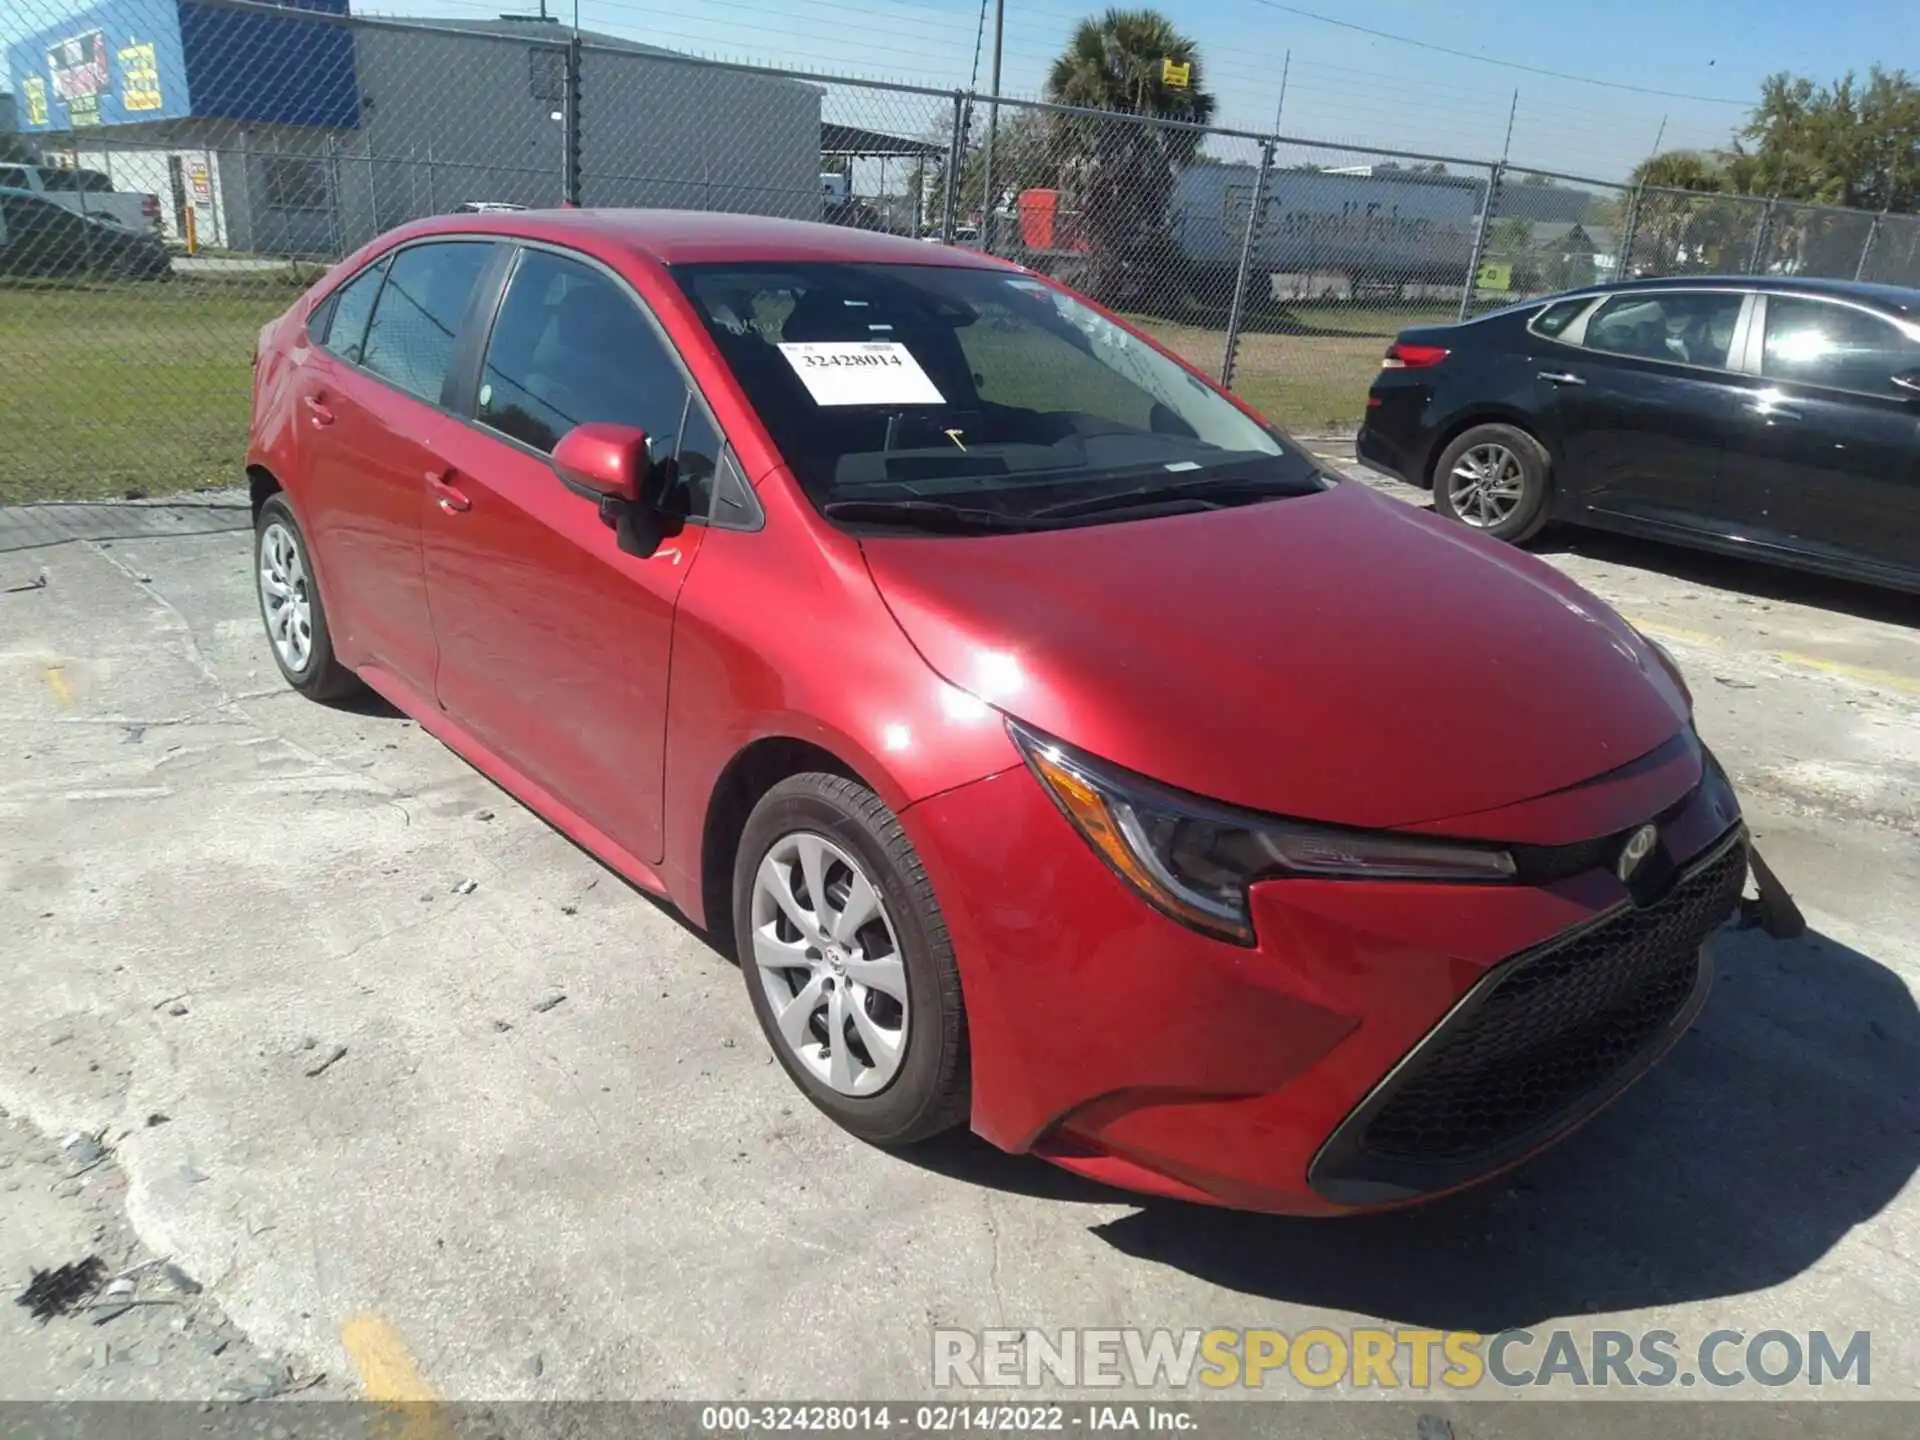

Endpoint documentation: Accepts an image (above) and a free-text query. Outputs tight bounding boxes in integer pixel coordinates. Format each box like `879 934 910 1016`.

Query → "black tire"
253 493 362 701
732 773 969 1146
1432 422 1552 544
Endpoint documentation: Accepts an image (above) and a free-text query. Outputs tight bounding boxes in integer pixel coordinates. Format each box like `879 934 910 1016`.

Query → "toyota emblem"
1617 823 1658 882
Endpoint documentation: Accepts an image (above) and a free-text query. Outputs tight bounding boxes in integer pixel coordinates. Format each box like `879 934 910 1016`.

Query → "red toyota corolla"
246 209 1754 1214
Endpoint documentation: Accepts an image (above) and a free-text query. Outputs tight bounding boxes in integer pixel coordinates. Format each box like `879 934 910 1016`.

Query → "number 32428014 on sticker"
777 341 946 407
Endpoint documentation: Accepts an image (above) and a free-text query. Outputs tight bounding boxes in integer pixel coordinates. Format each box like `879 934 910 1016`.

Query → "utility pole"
978 0 1005 250
1271 49 1290 136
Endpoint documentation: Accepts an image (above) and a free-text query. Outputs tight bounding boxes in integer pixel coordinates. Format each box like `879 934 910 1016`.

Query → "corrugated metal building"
6 1 822 254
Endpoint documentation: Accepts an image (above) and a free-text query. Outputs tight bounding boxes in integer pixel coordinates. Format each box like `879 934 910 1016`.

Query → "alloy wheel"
257 521 314 672
749 831 909 1096
1447 443 1525 528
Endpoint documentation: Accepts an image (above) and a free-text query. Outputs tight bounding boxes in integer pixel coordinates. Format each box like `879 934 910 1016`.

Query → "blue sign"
8 0 358 133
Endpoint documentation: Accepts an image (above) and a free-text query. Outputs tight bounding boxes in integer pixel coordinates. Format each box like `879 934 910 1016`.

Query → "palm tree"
1627 150 1752 276
1044 9 1216 304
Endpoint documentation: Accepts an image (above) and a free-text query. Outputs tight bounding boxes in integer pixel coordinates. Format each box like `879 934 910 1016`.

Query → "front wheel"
1432 423 1552 544
733 773 969 1145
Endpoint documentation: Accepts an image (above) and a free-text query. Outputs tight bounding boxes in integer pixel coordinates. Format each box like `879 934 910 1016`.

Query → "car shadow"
1534 528 1920 630
909 923 1920 1333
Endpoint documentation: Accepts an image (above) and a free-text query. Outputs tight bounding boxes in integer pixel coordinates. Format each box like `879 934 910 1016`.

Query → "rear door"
1717 292 1920 575
421 244 713 864
292 239 499 694
1537 287 1756 531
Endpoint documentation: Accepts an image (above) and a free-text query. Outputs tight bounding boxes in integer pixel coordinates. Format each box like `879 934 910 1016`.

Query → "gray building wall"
337 22 821 251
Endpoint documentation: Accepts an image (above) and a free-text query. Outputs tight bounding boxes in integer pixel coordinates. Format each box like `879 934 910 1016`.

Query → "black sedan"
0 187 171 280
1358 276 1920 593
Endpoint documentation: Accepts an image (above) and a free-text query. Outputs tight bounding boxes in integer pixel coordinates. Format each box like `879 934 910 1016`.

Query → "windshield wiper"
821 499 1050 534
1029 473 1323 520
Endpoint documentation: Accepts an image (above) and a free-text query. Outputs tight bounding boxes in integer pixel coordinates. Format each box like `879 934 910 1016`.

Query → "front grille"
1356 835 1747 1166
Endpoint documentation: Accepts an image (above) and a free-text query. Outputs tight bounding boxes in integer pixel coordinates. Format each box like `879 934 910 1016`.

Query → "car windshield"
670 261 1324 529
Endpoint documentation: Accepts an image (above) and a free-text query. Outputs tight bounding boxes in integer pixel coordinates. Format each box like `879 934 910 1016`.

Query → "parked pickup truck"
0 162 162 234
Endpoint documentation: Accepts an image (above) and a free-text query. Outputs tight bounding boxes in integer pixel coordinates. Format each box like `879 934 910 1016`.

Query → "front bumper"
902 746 1745 1215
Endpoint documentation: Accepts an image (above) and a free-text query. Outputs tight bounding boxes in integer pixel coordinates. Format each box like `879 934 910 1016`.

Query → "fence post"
1855 210 1887 281
562 34 583 206
940 91 967 244
425 142 437 215
1747 196 1778 275
1617 183 1643 281
1220 139 1274 391
1457 161 1504 322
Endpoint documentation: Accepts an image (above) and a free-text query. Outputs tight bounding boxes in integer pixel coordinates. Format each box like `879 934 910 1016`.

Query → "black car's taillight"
1382 342 1449 369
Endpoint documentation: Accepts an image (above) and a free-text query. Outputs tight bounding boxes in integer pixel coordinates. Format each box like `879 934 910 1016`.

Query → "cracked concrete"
3 496 1918 1402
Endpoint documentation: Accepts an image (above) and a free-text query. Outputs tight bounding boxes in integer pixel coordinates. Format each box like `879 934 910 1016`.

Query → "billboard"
7 1 192 130
8 0 357 133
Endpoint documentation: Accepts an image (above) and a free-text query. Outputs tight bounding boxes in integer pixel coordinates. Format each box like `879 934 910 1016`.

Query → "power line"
1242 0 1753 106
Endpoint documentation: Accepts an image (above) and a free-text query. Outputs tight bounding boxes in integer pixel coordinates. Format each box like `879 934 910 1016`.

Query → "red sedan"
246 209 1752 1214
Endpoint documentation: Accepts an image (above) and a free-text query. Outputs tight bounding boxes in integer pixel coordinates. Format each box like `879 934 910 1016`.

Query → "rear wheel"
254 494 361 701
1433 423 1551 544
733 773 969 1145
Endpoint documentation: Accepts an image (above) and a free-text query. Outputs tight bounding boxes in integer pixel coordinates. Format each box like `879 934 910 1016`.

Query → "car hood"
859 482 1690 830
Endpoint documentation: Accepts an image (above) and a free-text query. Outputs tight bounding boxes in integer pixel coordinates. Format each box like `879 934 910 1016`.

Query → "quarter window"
476 249 690 463
360 241 494 404
1530 298 1589 339
1584 291 1745 370
314 258 387 363
1762 296 1920 397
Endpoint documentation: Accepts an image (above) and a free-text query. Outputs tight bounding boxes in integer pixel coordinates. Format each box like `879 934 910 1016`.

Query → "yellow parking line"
43 663 73 707
1628 616 1920 699
340 1313 439 1401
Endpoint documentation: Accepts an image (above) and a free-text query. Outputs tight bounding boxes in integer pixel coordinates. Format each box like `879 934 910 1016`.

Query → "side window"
1762 296 1920 397
476 248 689 459
666 398 721 521
1530 298 1589 339
360 241 494 404
1584 291 1745 370
313 258 387 363
0 166 30 189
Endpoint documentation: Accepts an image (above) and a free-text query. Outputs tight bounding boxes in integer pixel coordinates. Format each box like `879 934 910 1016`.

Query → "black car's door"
1536 288 1756 531
1717 292 1920 576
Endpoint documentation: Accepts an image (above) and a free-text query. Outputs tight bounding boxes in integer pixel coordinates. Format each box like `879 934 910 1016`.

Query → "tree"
1626 150 1751 275
1044 8 1216 304
1731 66 1920 213
961 110 1060 222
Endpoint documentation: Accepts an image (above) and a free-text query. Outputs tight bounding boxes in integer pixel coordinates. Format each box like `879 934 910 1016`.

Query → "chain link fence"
5 0 1920 502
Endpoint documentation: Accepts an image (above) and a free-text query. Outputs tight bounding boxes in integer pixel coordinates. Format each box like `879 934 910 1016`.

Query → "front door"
1540 288 1753 532
422 245 709 864
1717 293 1920 575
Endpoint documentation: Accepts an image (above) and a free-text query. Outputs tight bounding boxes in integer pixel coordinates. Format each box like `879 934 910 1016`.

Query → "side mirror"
553 422 650 503
552 423 674 557
1891 369 1920 399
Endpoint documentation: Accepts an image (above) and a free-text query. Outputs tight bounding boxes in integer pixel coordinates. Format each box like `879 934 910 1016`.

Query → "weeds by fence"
4 1 1916 501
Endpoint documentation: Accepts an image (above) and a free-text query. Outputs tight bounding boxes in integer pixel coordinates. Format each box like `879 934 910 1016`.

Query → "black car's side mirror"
1891 369 1920 399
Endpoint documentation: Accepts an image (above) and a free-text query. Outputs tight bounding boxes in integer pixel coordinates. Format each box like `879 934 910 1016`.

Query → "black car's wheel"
1433 423 1551 544
733 772 969 1146
254 494 362 701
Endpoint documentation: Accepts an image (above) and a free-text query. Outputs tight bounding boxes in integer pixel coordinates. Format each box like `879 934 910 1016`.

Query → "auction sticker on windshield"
777 341 945 406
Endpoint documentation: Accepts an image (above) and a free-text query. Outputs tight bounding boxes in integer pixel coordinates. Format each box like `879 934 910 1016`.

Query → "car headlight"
1008 720 1516 945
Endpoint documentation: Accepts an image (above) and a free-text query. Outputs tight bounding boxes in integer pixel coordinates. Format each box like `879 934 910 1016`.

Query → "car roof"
1596 273 1920 315
385 207 1016 271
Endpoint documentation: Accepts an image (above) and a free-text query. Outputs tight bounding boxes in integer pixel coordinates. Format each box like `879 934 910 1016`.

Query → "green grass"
0 281 1405 505
0 278 297 504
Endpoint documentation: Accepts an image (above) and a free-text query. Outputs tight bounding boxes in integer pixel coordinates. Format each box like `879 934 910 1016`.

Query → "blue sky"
6 0 1903 180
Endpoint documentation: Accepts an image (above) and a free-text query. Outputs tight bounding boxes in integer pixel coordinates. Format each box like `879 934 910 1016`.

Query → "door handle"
427 469 471 514
303 395 334 426
1538 370 1587 386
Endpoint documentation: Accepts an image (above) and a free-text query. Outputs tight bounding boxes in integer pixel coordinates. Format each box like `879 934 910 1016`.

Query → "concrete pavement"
2 487 1916 1404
